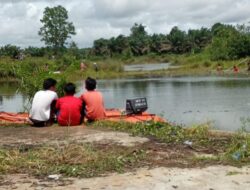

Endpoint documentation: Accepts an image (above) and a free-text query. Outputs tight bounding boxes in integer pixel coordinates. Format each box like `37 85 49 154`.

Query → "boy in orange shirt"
80 77 105 122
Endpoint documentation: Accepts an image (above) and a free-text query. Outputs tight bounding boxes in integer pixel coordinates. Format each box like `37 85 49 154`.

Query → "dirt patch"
1 166 250 190
0 126 148 147
79 131 148 146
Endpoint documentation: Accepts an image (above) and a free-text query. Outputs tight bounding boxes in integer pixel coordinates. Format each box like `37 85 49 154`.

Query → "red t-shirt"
80 90 105 120
56 95 82 126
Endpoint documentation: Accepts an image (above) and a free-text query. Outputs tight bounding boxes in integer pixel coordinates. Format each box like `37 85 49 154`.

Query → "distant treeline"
1 22 250 61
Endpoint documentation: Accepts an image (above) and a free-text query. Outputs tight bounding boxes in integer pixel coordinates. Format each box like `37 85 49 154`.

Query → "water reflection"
0 81 26 112
0 95 2 105
93 77 250 131
1 77 250 131
0 81 18 99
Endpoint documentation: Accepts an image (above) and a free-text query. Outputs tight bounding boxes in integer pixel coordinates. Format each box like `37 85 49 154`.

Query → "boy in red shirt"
80 77 105 122
56 83 82 126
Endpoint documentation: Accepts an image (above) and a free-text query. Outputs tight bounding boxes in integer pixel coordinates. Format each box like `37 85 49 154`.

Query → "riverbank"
1 54 250 82
0 122 250 190
0 121 249 189
65 53 250 81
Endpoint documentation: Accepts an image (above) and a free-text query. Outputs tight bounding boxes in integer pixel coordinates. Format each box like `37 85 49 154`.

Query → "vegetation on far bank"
1 52 250 80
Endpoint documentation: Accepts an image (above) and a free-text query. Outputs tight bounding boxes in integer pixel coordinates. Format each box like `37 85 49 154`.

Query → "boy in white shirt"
29 78 58 127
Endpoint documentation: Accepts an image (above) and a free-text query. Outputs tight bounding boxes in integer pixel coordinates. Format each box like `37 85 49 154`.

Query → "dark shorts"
29 118 49 127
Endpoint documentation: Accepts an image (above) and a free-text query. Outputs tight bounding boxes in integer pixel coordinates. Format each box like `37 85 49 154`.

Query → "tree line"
91 22 250 61
0 5 250 61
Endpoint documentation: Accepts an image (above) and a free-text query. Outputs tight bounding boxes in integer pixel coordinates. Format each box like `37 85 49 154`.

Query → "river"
1 76 250 131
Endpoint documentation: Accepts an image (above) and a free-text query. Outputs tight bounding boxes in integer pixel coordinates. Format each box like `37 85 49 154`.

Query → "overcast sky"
0 0 249 48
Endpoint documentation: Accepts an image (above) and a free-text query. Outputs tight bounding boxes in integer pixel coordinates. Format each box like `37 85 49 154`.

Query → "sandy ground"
1 166 250 190
0 126 148 147
0 126 250 189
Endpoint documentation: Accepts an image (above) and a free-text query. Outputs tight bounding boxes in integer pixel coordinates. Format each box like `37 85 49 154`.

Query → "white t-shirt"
30 90 58 121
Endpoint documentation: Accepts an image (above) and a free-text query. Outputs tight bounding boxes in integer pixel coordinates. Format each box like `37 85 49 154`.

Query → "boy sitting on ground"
80 77 105 122
56 83 82 126
29 78 58 127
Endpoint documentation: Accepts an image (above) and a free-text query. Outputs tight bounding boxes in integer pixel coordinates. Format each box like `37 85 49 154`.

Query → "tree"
167 26 189 53
67 41 81 59
93 38 110 56
209 24 239 60
108 35 129 56
129 23 150 56
211 23 224 36
24 46 46 57
150 34 171 53
0 44 21 58
38 5 76 53
187 27 212 53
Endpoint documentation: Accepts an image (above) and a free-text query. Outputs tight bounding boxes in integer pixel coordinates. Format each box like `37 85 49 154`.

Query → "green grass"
91 121 186 143
89 121 250 164
0 143 145 177
90 121 214 145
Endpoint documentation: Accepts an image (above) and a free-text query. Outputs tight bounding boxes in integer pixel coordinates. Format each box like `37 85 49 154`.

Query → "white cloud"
0 0 250 48
92 0 150 18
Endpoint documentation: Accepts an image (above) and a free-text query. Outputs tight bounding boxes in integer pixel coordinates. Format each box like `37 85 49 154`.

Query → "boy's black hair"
85 77 96 91
64 83 76 95
43 78 57 90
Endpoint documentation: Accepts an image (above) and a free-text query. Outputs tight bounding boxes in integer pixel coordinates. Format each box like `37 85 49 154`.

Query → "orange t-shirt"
80 90 105 120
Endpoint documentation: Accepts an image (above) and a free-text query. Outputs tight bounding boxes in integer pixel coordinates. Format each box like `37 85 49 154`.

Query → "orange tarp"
0 109 165 125
0 112 29 124
104 109 165 123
